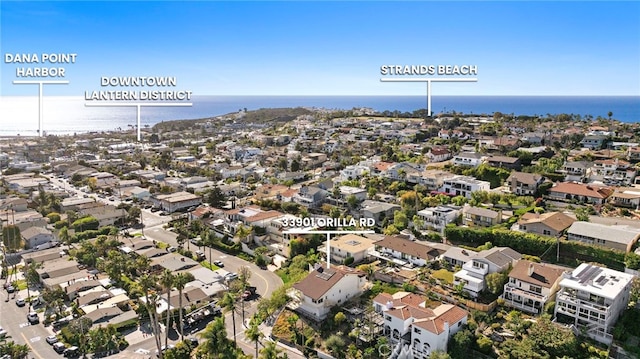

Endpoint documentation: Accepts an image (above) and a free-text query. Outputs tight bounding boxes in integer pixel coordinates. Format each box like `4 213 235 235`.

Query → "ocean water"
0 95 638 136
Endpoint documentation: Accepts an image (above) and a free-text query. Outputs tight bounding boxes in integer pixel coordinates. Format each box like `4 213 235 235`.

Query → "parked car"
213 260 224 267
15 297 25 307
63 346 80 358
53 342 66 354
225 272 238 281
167 246 177 253
46 335 59 345
27 311 39 324
5 285 15 293
0 327 7 338
195 250 206 261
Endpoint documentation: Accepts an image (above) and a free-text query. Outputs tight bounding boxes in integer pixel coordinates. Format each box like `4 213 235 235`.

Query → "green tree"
485 271 509 295
449 328 473 359
245 320 263 358
174 272 194 341
260 340 286 359
160 270 175 348
220 291 238 346
325 334 346 358
574 207 591 222
334 311 347 327
0 340 30 359
393 210 408 231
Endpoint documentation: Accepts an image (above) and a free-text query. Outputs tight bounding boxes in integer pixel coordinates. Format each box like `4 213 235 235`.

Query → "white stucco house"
373 291 468 358
289 265 366 320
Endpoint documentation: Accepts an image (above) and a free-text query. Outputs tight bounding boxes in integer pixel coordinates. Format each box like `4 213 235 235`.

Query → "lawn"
200 261 220 271
431 269 454 284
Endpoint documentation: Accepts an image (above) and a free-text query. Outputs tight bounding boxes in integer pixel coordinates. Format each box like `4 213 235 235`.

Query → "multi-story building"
501 260 569 314
453 247 521 298
440 176 491 199
554 263 634 344
406 170 456 191
290 265 366 320
506 172 545 196
416 205 462 232
591 159 637 185
517 211 575 237
452 152 485 168
461 205 501 228
373 291 468 359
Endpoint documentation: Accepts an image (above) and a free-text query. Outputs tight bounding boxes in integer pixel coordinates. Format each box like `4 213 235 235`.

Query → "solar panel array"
576 265 603 285
317 270 335 281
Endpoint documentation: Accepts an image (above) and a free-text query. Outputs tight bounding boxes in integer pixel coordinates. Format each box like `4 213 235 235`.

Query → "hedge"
445 227 626 271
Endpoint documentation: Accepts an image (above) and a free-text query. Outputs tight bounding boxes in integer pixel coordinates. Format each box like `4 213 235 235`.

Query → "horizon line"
1 94 639 98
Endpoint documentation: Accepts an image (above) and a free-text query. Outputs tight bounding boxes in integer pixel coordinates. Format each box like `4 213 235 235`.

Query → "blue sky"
1 1 639 96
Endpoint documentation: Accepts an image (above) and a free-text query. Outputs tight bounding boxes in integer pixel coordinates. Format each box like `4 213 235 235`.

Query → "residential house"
406 170 456 191
374 235 450 267
21 227 55 249
462 205 501 228
373 291 468 358
580 135 608 149
506 172 545 196
486 156 522 171
610 187 640 209
417 205 462 232
453 247 521 298
452 152 485 168
426 148 452 163
438 129 468 140
79 205 127 227
323 234 377 265
359 200 401 224
591 159 637 185
293 186 328 208
627 146 640 163
559 161 593 182
517 212 576 237
547 182 613 205
290 265 366 320
339 164 370 181
501 260 569 314
442 247 475 268
440 176 491 198
567 222 640 253
554 263 634 344
520 132 545 145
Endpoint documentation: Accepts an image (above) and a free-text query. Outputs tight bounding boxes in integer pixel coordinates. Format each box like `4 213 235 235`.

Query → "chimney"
386 301 394 310
528 263 535 277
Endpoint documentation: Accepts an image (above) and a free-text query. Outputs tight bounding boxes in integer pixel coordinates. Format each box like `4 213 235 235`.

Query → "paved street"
0 289 59 359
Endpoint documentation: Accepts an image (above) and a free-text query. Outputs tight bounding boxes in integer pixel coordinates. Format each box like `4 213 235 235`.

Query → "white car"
46 335 58 344
27 311 39 324
15 297 25 307
0 327 7 338
225 272 238 281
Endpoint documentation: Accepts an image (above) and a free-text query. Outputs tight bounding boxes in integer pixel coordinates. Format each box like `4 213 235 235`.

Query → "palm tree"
140 274 163 358
220 291 238 346
197 317 236 358
245 321 263 358
0 340 30 359
160 269 175 348
259 340 284 359
235 224 253 244
174 272 194 341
